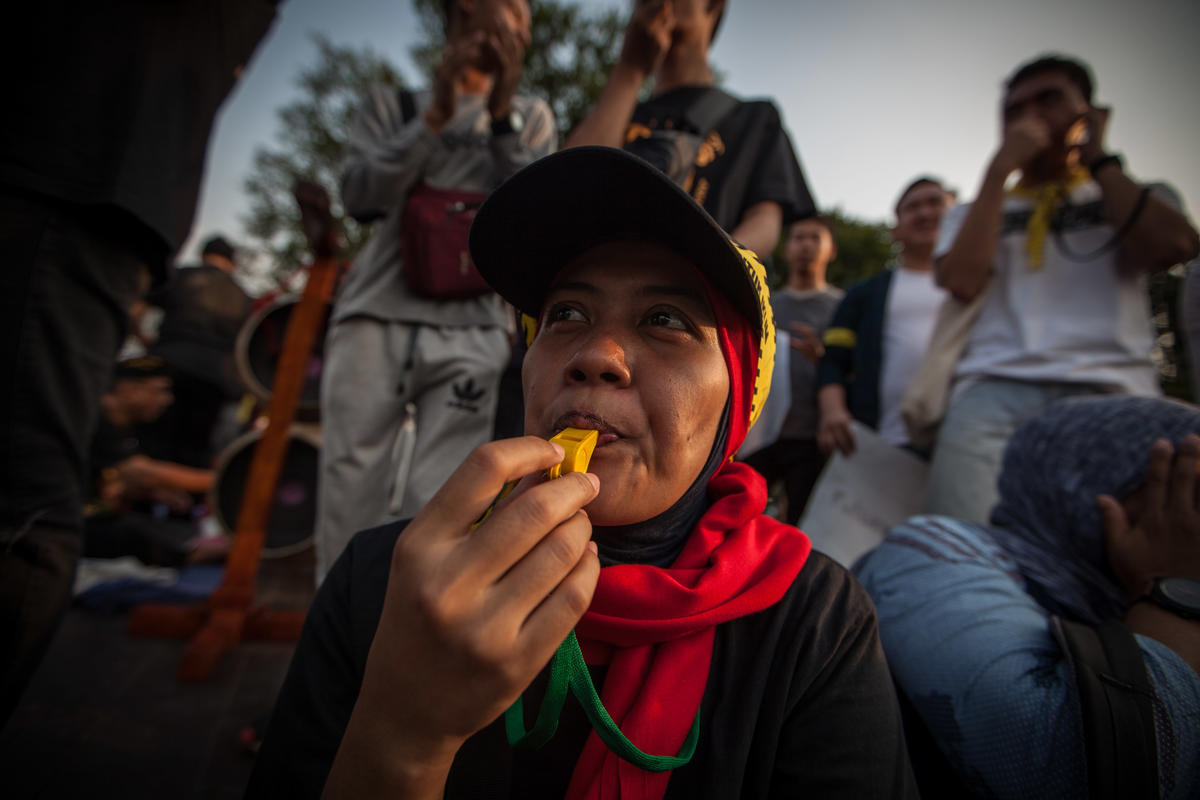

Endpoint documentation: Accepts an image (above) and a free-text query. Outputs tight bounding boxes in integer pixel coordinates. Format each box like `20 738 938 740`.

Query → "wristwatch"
1144 577 1200 621
1087 152 1123 176
491 109 524 137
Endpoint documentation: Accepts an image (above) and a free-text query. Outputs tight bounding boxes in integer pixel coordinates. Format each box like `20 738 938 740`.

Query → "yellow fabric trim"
730 240 775 432
823 327 857 349
521 312 539 347
1008 166 1091 269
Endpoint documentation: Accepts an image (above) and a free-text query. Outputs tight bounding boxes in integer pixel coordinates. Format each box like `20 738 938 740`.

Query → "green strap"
503 634 572 747
504 631 700 773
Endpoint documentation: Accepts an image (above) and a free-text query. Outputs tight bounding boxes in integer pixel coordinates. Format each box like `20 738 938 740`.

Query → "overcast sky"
182 0 1200 265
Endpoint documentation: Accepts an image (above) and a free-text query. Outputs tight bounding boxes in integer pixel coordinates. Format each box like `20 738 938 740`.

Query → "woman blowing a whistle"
248 148 918 799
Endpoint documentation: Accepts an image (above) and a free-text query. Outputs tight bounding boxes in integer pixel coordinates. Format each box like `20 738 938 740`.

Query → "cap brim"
469 146 766 337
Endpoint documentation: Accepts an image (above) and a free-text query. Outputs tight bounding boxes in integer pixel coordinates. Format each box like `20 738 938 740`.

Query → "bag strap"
1051 616 1159 800
397 87 417 124
679 88 739 137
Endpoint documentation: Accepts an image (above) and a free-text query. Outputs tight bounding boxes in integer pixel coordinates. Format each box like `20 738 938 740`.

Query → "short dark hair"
894 176 946 216
1004 54 1094 104
792 214 836 241
201 235 235 260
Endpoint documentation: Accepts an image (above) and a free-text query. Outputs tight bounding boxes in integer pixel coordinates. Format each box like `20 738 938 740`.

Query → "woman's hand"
324 436 601 797
1101 434 1200 601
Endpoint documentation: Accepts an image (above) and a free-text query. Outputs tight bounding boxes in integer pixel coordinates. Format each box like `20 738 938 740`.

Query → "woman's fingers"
413 436 565 545
515 539 601 665
1168 434 1200 520
488 508 595 629
464 471 600 586
1139 438 1172 536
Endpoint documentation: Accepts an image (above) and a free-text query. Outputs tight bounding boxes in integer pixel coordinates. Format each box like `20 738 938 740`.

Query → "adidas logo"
448 377 486 413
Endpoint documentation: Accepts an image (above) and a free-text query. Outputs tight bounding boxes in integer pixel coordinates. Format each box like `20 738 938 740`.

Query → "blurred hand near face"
995 116 1053 177
620 0 675 77
1076 104 1111 166
1101 434 1200 601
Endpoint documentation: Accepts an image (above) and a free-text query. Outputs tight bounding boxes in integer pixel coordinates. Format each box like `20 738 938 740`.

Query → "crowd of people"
1 0 1198 798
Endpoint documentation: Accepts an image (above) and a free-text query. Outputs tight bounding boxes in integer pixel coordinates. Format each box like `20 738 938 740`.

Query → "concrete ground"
0 549 315 800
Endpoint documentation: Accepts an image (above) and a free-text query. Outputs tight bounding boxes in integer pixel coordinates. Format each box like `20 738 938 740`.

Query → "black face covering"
591 401 731 568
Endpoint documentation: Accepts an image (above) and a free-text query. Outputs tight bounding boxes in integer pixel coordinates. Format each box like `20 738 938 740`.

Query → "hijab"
988 395 1200 624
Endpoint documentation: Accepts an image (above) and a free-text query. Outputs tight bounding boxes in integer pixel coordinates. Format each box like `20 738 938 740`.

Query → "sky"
182 0 1200 266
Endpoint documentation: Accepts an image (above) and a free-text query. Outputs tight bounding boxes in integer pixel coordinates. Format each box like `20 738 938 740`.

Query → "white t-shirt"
877 268 947 445
934 180 1180 397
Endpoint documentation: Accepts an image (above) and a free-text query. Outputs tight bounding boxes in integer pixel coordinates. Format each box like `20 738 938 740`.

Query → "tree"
409 0 624 139
1150 265 1193 402
241 2 624 285
240 35 402 289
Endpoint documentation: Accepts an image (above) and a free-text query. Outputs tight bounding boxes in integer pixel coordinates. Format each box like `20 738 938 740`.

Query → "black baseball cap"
469 146 771 340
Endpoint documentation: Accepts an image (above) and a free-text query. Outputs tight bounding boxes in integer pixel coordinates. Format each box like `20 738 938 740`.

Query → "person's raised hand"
1101 434 1200 602
992 116 1052 178
1075 104 1111 167
485 23 525 120
427 33 487 132
817 406 856 457
352 436 601 772
618 0 675 78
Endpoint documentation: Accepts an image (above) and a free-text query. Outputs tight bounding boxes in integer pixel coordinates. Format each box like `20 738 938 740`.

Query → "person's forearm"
340 87 441 218
1093 161 1200 273
142 461 214 494
1123 601 1200 675
730 201 783 260
936 158 1010 301
818 383 849 418
323 699 459 800
564 60 647 149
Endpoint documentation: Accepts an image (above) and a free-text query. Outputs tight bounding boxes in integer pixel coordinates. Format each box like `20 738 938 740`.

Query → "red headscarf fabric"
563 275 812 799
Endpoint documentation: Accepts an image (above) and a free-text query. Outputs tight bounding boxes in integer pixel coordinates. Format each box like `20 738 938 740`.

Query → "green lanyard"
503 630 700 772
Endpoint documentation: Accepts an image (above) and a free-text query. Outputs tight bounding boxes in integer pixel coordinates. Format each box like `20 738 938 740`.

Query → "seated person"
246 147 918 798
855 395 1200 799
86 356 218 567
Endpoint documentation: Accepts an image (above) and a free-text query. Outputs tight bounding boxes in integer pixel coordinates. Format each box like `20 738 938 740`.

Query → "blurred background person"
927 54 1199 523
85 357 220 568
0 0 279 726
315 0 556 583
743 215 842 524
816 176 954 456
856 396 1200 799
143 235 253 468
566 0 813 259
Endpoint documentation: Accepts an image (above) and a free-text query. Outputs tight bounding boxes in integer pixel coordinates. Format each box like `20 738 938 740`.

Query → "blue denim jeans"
855 517 1200 800
924 378 1103 525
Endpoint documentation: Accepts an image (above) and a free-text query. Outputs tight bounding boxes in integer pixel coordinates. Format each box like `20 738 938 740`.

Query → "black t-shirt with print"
246 521 918 799
625 86 816 235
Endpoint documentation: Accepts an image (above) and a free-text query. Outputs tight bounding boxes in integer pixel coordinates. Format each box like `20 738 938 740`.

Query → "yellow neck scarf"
1009 166 1091 269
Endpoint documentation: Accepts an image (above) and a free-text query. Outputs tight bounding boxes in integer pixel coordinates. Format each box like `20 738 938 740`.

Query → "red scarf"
564 278 812 799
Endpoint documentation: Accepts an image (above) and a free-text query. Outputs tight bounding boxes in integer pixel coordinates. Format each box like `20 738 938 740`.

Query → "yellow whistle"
471 429 599 531
547 428 599 479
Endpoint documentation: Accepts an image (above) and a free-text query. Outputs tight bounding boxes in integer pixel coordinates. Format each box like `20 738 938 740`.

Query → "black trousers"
743 437 828 526
0 188 146 726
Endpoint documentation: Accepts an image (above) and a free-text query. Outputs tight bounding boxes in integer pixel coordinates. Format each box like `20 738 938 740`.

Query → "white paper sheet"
797 421 929 569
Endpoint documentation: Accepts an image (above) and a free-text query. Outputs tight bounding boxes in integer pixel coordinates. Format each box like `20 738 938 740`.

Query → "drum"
234 295 331 421
210 424 320 559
